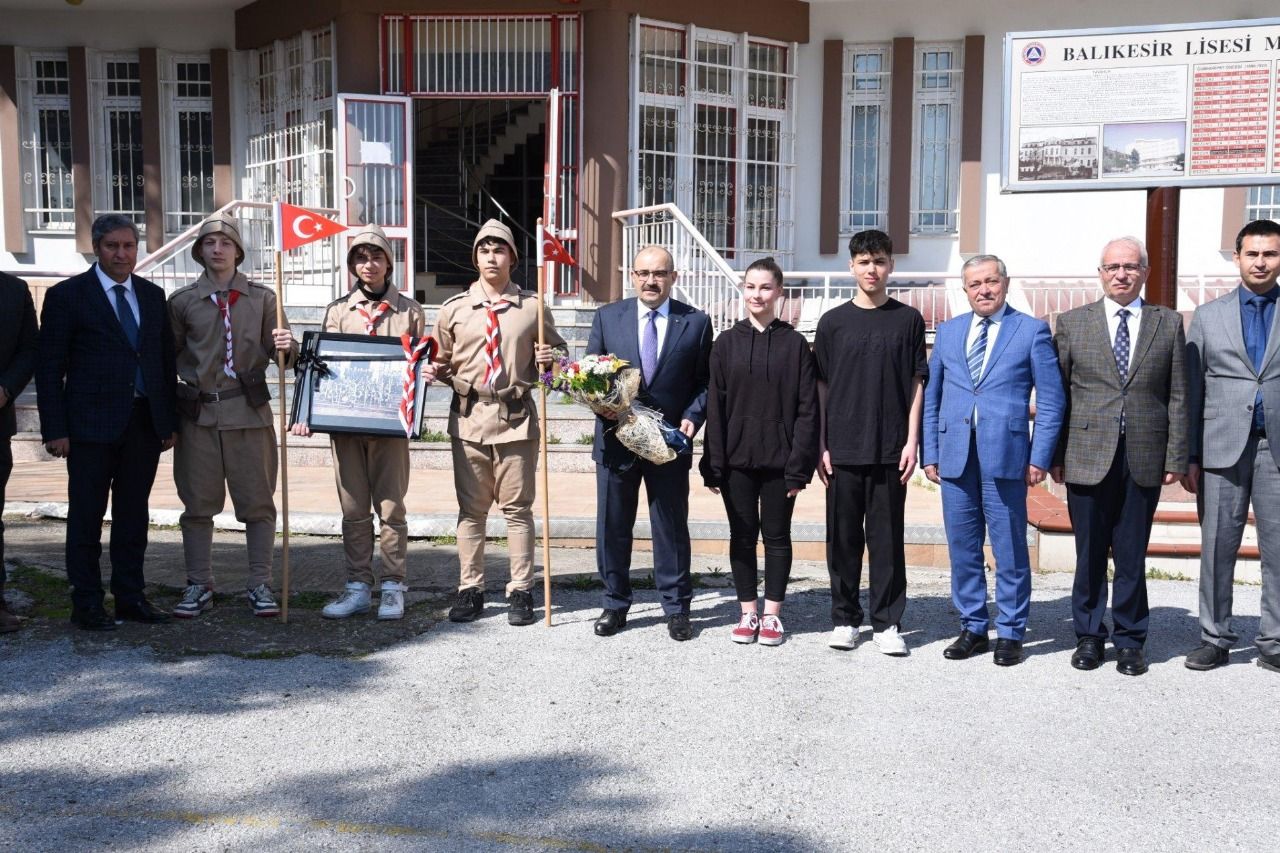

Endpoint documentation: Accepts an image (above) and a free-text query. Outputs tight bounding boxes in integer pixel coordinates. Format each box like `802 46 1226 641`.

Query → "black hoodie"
699 318 820 490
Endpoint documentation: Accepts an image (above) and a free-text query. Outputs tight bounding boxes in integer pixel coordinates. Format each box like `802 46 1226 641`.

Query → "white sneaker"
873 625 909 656
828 625 858 650
322 581 371 619
377 581 407 621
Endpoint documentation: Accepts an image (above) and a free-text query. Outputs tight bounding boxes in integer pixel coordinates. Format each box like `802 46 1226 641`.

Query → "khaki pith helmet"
191 212 246 267
472 219 518 268
346 224 395 285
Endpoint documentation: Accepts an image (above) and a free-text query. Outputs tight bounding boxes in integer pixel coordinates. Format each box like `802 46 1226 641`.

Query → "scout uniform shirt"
322 286 425 340
168 271 298 430
433 280 566 444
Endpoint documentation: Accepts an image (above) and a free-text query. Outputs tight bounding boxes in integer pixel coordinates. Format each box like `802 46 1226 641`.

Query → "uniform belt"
200 386 244 403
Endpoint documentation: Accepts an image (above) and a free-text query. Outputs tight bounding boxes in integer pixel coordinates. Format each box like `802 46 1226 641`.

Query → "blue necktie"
641 309 658 385
1249 295 1271 432
967 317 990 385
113 284 146 396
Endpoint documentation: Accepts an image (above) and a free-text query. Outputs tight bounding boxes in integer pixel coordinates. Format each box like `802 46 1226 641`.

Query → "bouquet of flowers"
544 354 689 465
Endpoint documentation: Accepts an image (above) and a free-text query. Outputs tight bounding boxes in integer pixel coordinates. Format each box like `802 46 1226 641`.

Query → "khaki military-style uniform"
321 287 425 585
168 270 298 589
433 280 566 593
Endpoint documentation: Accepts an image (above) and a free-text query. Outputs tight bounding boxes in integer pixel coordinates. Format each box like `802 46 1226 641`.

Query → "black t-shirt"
813 297 928 465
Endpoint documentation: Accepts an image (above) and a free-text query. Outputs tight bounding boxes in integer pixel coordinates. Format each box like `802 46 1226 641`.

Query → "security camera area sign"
1003 17 1280 192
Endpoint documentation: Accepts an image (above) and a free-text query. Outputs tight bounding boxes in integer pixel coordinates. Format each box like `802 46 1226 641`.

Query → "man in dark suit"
1050 237 1187 677
586 245 712 640
1184 218 1280 674
0 271 38 633
36 214 176 630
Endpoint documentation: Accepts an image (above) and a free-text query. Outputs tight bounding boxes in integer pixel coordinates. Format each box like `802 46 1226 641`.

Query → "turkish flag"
539 224 576 267
278 202 346 251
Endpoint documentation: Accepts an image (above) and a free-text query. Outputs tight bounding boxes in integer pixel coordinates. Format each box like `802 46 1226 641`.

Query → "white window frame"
161 53 215 235
631 18 797 264
839 43 891 235
17 50 76 233
1246 186 1280 223
910 41 962 234
90 51 146 229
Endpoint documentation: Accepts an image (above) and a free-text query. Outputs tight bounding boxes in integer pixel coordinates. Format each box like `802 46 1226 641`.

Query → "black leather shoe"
1070 637 1105 671
116 598 171 625
448 588 485 623
1116 647 1148 676
993 638 1024 666
943 630 990 660
1184 642 1229 671
70 605 117 632
593 608 627 637
1258 652 1280 673
667 612 692 641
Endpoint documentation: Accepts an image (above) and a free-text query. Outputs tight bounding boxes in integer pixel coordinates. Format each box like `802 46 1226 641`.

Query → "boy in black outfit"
814 229 927 655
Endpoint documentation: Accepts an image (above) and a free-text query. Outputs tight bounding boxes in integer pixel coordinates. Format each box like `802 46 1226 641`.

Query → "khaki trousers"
452 437 536 594
174 421 277 589
331 433 410 585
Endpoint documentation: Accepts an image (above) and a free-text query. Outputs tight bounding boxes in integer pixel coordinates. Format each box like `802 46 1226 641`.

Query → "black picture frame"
291 331 437 437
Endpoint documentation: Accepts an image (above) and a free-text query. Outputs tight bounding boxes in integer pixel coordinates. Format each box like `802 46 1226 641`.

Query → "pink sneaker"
731 612 760 644
758 614 785 646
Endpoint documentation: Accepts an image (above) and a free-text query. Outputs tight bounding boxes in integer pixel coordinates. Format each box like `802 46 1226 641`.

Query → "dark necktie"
1113 308 1131 383
113 284 146 396
641 309 659 385
1249 295 1271 433
967 317 990 385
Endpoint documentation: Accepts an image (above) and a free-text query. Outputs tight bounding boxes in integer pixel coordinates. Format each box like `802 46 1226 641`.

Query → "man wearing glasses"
586 246 712 641
1049 237 1187 676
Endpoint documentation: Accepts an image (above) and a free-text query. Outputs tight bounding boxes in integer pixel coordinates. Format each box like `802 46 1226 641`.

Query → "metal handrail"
612 203 739 281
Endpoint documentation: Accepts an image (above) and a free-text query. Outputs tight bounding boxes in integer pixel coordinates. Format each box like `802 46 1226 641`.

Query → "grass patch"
564 575 602 591
631 573 657 590
427 534 458 546
288 590 332 610
575 433 595 445
416 429 450 443
1146 567 1193 582
7 562 72 619
547 435 562 445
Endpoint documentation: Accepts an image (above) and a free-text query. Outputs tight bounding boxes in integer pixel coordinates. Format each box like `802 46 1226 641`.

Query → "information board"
1003 18 1280 192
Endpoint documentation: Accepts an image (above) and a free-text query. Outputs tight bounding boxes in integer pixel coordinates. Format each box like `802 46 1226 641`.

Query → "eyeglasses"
632 269 673 280
1099 263 1146 275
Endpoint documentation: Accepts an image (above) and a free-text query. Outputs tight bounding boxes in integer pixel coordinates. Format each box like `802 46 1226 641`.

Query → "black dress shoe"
593 608 627 637
116 598 171 625
943 630 990 660
1070 637 1105 671
1258 652 1280 673
667 612 692 641
1184 641 1229 671
993 638 1024 666
1116 647 1148 676
70 605 117 632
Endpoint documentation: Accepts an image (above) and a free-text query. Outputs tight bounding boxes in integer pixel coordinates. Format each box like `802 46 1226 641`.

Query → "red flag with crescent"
539 224 576 267
278 202 347 251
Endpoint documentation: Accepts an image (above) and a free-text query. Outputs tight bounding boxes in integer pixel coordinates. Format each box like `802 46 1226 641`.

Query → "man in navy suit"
36 214 177 630
923 255 1064 665
586 245 712 640
0 270 38 632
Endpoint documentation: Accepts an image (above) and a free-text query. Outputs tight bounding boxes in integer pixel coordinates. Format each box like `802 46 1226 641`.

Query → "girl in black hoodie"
700 257 819 645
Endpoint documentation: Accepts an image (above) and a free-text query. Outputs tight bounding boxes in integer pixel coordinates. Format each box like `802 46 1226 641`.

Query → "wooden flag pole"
537 218 553 626
274 243 291 623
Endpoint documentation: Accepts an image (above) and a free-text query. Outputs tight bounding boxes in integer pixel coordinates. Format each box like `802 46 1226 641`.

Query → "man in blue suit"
923 255 1064 665
36 214 177 631
586 245 712 640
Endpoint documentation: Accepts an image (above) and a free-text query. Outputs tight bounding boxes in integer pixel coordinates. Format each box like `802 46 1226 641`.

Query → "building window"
911 42 962 233
162 56 215 234
840 44 891 233
1246 186 1280 223
18 52 75 231
633 20 796 263
91 54 145 228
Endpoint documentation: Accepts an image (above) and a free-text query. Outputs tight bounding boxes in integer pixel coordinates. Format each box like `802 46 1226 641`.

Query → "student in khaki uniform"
427 220 565 626
167 212 298 618
290 224 425 621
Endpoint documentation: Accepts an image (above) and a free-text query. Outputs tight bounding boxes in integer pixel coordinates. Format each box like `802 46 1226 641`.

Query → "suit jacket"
923 305 1065 480
1187 285 1280 470
1053 300 1187 488
0 272 38 439
585 297 713 470
36 265 176 444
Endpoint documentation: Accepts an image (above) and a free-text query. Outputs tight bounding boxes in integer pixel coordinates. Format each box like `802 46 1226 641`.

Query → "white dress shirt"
965 303 1007 379
637 298 671 358
95 263 140 326
1103 295 1142 374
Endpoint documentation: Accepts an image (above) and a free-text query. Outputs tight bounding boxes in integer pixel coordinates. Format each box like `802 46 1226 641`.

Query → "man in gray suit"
1185 218 1280 673
1050 237 1187 676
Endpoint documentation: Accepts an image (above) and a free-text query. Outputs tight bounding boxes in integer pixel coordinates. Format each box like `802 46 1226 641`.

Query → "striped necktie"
967 317 991 385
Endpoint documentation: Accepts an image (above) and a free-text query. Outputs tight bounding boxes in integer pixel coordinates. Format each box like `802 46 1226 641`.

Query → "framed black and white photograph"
292 332 437 437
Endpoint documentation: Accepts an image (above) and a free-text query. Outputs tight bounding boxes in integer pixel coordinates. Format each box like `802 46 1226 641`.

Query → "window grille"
91 53 145 228
1246 186 1280 223
840 44 891 233
911 43 962 233
162 56 215 234
18 51 75 231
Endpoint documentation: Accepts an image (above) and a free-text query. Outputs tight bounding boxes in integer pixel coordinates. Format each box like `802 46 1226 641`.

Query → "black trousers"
0 438 11 585
1066 436 1159 648
826 462 907 631
720 468 796 602
65 401 162 609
